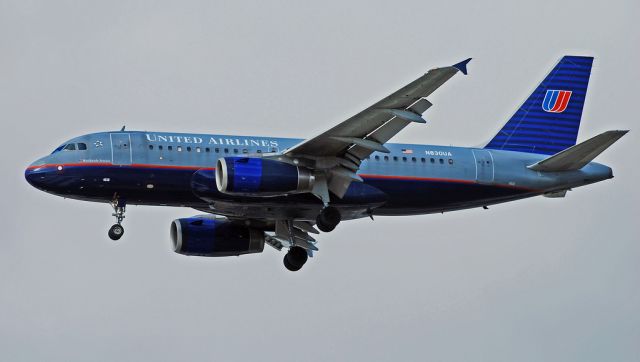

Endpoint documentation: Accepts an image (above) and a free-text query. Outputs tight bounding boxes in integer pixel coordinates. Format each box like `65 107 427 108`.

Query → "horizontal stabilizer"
528 130 628 172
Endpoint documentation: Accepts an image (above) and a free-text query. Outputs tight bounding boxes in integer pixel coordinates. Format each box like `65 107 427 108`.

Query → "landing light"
57 165 63 171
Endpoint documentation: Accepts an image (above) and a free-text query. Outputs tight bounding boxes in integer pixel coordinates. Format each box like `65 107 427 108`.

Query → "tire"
108 224 124 240
316 206 341 233
283 255 302 271
284 246 308 271
316 220 336 233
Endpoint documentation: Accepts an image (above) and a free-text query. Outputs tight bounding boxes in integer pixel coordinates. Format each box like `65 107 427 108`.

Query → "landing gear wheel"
316 206 341 233
283 246 308 271
283 255 299 271
108 224 124 240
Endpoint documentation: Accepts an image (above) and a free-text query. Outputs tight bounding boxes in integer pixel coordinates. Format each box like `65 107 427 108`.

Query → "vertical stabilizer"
485 56 593 155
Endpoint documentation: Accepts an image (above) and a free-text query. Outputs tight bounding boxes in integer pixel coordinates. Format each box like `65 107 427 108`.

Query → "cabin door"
472 149 494 183
110 133 132 165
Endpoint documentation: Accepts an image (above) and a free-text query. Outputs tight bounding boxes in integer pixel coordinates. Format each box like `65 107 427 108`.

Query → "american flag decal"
401 149 413 154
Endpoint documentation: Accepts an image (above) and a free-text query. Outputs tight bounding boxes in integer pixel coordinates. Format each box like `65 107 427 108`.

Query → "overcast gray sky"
1 1 638 361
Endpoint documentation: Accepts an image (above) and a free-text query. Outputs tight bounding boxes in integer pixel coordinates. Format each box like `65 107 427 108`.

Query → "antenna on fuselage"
120 125 126 131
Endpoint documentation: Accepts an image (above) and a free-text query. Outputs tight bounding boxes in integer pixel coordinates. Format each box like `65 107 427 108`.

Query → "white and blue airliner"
26 56 627 271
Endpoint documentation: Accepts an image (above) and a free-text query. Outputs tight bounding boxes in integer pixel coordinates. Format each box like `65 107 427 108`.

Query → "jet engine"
170 217 265 257
215 157 314 196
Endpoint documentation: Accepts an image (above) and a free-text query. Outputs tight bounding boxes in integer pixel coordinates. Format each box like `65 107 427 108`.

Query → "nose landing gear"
108 196 126 241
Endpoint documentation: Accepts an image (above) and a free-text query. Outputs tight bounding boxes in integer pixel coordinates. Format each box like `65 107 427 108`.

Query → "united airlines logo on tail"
542 90 572 113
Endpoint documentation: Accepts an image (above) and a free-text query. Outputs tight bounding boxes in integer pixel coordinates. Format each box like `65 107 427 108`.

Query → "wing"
283 58 471 201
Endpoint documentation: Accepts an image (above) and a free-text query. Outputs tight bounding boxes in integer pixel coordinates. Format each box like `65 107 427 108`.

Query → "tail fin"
485 55 594 155
527 130 628 172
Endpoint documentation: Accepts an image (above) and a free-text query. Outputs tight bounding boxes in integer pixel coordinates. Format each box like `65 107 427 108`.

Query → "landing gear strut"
316 206 341 233
109 196 126 241
283 246 308 272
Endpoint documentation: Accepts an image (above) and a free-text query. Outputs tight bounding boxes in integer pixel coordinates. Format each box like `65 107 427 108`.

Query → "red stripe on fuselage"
26 163 214 171
359 173 476 184
26 163 539 192
359 173 537 191
131 163 215 170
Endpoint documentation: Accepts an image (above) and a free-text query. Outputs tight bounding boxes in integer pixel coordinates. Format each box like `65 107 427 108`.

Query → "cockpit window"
51 145 66 154
52 142 88 153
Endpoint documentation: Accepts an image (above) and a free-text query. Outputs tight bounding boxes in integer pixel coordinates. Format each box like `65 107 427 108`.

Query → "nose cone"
25 157 52 190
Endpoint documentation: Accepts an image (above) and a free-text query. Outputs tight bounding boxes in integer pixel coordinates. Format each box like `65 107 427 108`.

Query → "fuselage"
25 131 613 221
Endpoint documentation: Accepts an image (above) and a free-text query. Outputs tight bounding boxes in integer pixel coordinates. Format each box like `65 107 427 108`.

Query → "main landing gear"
108 197 126 241
315 206 341 233
283 246 308 272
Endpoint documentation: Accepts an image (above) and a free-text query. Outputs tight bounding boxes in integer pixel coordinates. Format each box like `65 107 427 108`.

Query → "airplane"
25 55 628 271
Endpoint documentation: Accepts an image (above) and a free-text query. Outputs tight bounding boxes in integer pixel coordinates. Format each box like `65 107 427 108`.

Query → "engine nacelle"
215 157 314 195
170 217 264 257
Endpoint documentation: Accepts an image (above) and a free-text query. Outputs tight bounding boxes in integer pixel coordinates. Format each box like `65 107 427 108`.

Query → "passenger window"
187 146 192 152
168 146 173 151
374 155 380 160
233 149 238 154
196 147 201 153
149 145 153 150
242 149 248 154
159 145 163 150
224 148 229 153
177 146 182 152
384 156 389 161
449 159 454 165
64 144 76 151
439 158 444 164
205 147 210 152
393 156 398 161
215 148 220 153
411 157 416 162
257 150 262 153
271 148 277 152
421 158 425 163
77 143 87 150
402 157 407 162
430 158 435 163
